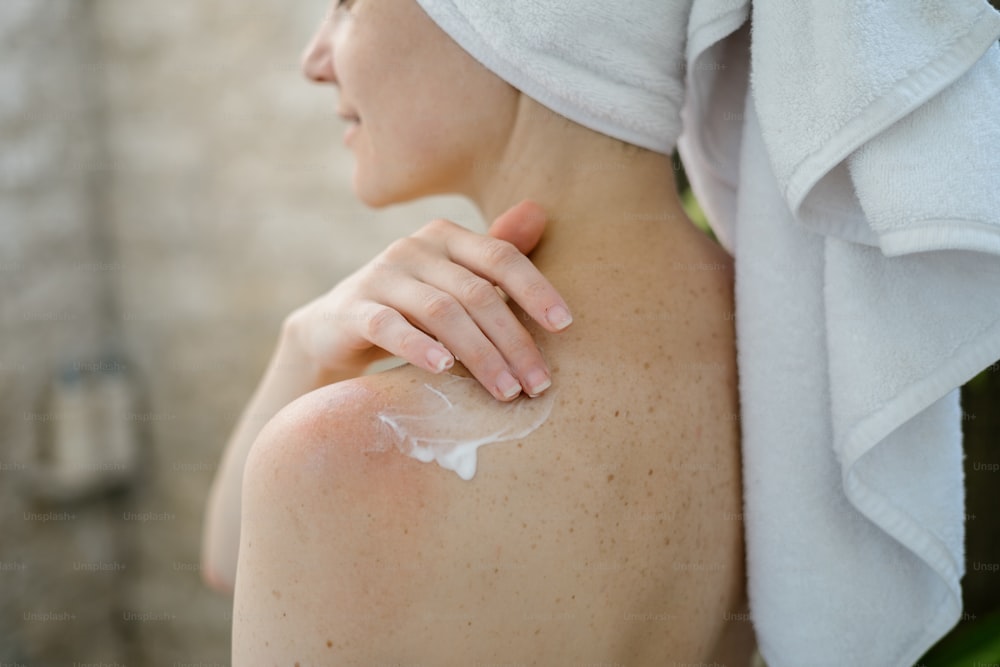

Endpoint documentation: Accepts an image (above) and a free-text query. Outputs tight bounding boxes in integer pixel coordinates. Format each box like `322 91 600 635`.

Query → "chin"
350 167 445 209
350 169 397 209
353 188 395 209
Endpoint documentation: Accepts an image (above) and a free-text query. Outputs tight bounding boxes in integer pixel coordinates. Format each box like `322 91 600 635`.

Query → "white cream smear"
376 374 556 481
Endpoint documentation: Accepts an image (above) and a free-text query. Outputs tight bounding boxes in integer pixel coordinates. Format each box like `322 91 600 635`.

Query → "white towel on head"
414 0 687 154
415 0 1000 665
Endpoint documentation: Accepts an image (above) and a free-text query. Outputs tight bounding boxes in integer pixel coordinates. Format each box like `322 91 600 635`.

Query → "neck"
463 95 700 272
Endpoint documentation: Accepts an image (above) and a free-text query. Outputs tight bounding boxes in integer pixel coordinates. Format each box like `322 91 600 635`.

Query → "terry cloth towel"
414 1 1000 665
412 0 688 154
677 3 1000 665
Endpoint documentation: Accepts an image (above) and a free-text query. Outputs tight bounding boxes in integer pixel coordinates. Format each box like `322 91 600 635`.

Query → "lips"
337 107 361 124
336 104 361 146
340 111 361 145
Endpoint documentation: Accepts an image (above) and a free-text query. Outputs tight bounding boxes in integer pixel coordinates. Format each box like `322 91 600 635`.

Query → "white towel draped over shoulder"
679 3 1000 664
415 0 1000 664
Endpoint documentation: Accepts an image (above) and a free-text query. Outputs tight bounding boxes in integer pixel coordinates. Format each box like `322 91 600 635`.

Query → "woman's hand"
202 200 568 591
283 200 572 401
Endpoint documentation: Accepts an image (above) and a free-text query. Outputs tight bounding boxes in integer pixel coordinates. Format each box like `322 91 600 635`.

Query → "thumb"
486 200 547 255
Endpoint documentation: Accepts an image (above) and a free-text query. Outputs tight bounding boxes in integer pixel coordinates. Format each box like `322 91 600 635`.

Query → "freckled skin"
233 2 752 660
377 373 557 480
233 221 747 664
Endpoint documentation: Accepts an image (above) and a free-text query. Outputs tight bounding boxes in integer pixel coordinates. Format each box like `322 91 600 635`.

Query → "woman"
203 0 750 663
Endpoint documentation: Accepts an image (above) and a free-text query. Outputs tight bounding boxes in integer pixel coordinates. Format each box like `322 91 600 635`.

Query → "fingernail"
546 304 573 331
426 348 453 373
496 370 522 400
525 369 551 397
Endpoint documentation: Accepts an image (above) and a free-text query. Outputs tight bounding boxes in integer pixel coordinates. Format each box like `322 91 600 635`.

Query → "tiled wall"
1 1 479 663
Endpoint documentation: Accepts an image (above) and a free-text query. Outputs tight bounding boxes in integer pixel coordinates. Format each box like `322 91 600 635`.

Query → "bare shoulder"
242 363 524 494
243 366 409 476
235 349 745 664
233 367 441 662
239 366 449 539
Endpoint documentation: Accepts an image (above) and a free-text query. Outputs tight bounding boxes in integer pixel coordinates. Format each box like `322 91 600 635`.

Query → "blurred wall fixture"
30 357 140 502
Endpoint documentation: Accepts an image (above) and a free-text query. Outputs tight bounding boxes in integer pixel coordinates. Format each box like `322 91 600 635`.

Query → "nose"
301 15 337 84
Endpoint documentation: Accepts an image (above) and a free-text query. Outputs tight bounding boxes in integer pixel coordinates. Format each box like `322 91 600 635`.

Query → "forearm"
201 320 349 592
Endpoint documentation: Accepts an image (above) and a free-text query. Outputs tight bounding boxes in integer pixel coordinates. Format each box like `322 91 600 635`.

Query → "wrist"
277 314 358 388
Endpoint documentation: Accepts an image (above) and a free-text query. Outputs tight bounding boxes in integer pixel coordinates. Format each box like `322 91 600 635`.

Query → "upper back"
235 229 745 665
352 236 744 662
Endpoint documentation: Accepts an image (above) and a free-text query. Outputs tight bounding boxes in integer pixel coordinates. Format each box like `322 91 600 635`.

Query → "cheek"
341 19 516 200
395 114 466 170
356 100 476 203
391 82 509 175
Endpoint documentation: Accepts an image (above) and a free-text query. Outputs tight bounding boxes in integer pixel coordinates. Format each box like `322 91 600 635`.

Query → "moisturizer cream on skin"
377 374 556 480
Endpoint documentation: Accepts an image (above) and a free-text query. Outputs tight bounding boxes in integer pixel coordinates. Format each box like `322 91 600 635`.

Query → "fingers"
362 279 536 402
419 207 572 335
311 201 570 402
408 264 554 399
360 302 455 374
357 245 553 400
487 199 547 254
399 282 528 400
441 226 573 335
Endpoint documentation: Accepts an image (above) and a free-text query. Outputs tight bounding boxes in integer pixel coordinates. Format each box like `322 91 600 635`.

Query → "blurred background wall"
1 1 997 666
0 0 477 664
